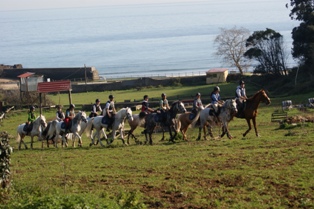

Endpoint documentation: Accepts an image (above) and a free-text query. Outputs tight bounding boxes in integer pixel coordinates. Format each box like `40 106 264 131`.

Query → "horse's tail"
46 120 57 140
175 116 181 133
16 127 21 143
85 117 94 138
191 109 201 128
42 121 51 138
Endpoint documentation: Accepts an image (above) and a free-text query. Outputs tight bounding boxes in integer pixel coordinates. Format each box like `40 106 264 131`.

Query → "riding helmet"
95 99 100 103
70 104 75 108
196 92 201 96
239 80 245 85
214 86 220 91
161 93 166 97
109 95 114 99
30 106 35 111
144 95 148 99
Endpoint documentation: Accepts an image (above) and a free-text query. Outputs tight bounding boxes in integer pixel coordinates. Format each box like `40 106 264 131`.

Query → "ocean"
0 0 299 79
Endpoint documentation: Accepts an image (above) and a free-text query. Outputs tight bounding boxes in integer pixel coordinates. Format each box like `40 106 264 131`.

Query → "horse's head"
76 111 87 123
125 107 133 121
225 99 238 115
171 101 186 114
34 115 47 129
260 90 271 105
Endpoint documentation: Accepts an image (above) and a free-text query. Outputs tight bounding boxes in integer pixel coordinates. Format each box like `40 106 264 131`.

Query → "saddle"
208 106 220 117
61 121 72 132
236 99 246 118
154 111 167 123
23 123 33 133
101 116 109 125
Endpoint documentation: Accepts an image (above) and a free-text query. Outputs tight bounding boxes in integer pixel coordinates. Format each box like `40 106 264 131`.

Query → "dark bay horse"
236 89 271 137
144 101 186 145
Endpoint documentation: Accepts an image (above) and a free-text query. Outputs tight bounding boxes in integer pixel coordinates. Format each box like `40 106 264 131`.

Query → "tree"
289 0 314 70
214 27 250 75
244 28 288 76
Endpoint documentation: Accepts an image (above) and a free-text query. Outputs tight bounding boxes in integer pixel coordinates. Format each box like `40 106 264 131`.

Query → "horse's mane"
171 100 180 107
247 89 264 101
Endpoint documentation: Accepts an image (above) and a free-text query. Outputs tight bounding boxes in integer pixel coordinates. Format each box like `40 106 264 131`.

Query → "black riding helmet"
109 95 114 99
30 106 35 111
196 92 201 96
214 86 220 91
70 104 75 108
239 80 245 85
161 93 166 97
95 99 100 103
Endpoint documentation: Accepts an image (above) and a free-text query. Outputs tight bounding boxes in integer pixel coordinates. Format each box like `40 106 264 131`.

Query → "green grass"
0 83 314 208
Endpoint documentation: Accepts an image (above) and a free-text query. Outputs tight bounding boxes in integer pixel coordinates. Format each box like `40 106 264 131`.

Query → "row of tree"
214 0 314 77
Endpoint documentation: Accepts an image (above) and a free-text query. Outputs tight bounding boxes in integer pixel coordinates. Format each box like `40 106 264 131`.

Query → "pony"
197 99 238 140
42 116 100 148
85 107 133 146
16 115 47 150
47 111 87 148
126 114 146 144
175 105 204 141
236 89 271 137
144 101 186 145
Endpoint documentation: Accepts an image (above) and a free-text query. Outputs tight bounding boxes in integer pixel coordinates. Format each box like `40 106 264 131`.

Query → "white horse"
47 111 88 148
85 107 133 146
16 115 47 150
197 99 238 140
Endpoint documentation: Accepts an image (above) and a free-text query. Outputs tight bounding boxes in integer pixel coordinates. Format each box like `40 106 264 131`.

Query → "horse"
85 107 133 146
197 99 238 140
46 111 88 148
126 114 146 144
175 106 204 141
236 89 271 137
16 115 47 150
144 101 186 145
42 116 100 148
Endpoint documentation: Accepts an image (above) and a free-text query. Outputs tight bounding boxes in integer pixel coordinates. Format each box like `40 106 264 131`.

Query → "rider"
192 92 203 115
235 80 248 115
56 105 65 122
90 98 102 117
104 95 116 131
65 104 75 132
141 95 155 114
159 93 170 111
26 106 36 134
211 86 223 116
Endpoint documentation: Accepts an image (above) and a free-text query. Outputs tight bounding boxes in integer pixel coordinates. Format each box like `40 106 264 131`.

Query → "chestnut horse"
236 89 271 137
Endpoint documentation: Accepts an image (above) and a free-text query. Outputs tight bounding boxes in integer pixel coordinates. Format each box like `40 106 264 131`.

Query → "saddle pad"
23 123 28 132
101 116 109 125
154 114 162 123
61 122 67 129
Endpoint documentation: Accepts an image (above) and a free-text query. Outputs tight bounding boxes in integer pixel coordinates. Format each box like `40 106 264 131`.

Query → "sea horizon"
0 0 299 79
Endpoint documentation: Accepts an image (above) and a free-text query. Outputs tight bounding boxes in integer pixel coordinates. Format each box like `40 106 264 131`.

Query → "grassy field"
0 83 313 208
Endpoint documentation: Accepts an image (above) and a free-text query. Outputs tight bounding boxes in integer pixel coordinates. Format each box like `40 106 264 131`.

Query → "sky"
0 0 198 11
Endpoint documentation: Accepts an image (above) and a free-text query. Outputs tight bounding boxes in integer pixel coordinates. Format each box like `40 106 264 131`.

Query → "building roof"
207 68 228 73
17 72 35 78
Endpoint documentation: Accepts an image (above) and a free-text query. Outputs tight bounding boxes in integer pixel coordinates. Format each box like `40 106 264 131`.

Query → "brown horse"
236 89 271 137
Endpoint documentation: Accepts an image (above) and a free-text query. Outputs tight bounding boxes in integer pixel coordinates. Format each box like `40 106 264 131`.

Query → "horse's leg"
181 127 187 141
252 117 259 137
149 131 153 145
30 136 33 149
243 118 252 137
197 127 202 141
203 125 208 140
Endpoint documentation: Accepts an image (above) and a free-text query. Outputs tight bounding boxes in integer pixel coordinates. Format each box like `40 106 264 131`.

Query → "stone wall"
0 67 99 81
72 76 206 92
